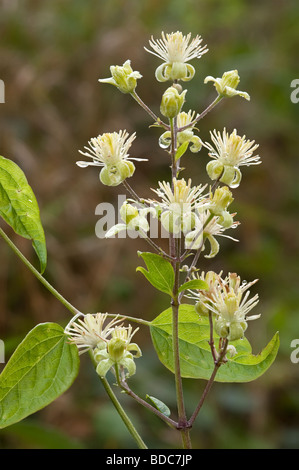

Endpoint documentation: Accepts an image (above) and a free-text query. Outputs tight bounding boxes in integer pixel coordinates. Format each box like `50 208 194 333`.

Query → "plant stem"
171 244 192 448
0 227 82 317
100 374 148 449
177 96 223 132
168 116 192 448
105 313 151 327
115 368 178 429
188 338 228 427
131 91 169 129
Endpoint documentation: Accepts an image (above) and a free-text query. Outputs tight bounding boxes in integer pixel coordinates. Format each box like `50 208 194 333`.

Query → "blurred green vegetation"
0 0 299 449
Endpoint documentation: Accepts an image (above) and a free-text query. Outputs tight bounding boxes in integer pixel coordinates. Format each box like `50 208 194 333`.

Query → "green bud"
227 321 247 341
215 319 229 338
210 186 234 215
108 337 126 362
204 70 250 100
160 86 187 119
99 60 142 94
120 202 139 224
195 300 209 317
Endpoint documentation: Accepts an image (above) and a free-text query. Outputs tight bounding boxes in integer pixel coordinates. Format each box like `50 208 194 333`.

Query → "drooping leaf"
0 323 80 429
0 155 47 273
150 304 279 383
178 279 209 294
146 395 171 417
175 141 189 161
136 251 174 297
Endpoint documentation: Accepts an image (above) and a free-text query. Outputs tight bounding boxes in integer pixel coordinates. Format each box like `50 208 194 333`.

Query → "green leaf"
0 323 80 429
146 395 171 417
175 141 189 161
136 251 174 297
150 304 279 383
178 279 209 294
0 155 47 273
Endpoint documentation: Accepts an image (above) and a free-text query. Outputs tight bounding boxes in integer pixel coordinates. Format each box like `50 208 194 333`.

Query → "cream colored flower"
105 201 155 238
204 70 250 100
77 130 147 186
159 110 202 153
65 313 122 354
203 273 260 341
151 178 207 234
94 325 142 378
99 60 142 94
204 128 260 188
184 208 239 256
187 272 260 341
145 31 208 82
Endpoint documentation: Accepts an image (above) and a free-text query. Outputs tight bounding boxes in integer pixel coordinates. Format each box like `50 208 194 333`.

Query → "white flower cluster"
65 313 141 378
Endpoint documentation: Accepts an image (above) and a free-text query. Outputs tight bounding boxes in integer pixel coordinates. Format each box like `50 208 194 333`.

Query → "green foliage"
150 304 279 383
0 156 47 273
146 395 171 417
136 251 174 297
178 279 209 294
0 323 80 429
175 141 189 162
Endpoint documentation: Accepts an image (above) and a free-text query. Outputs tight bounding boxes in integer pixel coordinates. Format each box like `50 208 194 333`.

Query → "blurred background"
0 0 299 449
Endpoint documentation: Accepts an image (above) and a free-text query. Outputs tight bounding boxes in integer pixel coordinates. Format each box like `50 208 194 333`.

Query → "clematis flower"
204 128 260 188
159 110 203 153
150 178 207 235
186 270 223 316
65 313 123 354
203 273 260 341
94 325 142 378
204 70 250 100
145 31 208 82
77 130 147 186
105 201 155 238
184 208 239 256
99 60 142 94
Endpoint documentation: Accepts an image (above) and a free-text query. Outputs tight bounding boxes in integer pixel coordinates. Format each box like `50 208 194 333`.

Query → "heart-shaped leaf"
150 304 279 383
0 323 80 429
0 155 47 273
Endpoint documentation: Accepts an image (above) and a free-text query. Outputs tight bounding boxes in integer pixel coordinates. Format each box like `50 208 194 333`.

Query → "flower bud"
226 345 237 358
215 319 229 338
99 60 142 94
204 70 250 100
227 321 247 341
120 202 139 224
209 186 234 216
195 300 209 317
160 86 187 119
108 337 127 362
